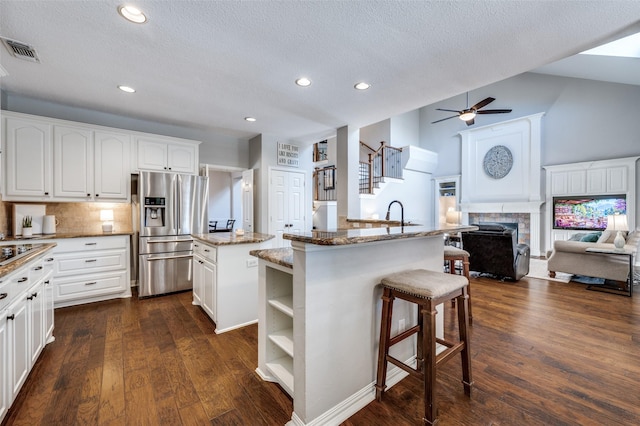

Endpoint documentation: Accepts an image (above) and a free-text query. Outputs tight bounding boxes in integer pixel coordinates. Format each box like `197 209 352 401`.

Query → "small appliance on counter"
42 215 58 234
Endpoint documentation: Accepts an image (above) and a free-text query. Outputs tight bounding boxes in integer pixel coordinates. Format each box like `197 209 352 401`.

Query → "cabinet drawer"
55 250 126 276
194 243 216 263
53 236 127 253
54 271 127 302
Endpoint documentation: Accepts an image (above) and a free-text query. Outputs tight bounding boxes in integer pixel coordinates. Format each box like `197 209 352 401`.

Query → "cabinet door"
43 277 54 343
202 260 216 321
137 138 168 171
94 131 130 200
53 125 93 199
168 144 197 174
5 117 52 198
193 255 203 306
27 281 44 367
0 311 8 423
7 296 29 401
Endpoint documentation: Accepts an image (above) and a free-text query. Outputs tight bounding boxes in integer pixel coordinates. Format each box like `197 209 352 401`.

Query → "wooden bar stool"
444 246 472 323
375 269 473 425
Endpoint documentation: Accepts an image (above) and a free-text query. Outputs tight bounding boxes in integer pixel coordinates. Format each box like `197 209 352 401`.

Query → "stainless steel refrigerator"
138 171 208 298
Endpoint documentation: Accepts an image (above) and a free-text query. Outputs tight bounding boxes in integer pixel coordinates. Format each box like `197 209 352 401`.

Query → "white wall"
208 170 232 219
419 72 640 231
419 73 640 177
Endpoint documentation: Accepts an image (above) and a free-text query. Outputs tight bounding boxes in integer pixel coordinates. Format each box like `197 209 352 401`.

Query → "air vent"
1 37 40 63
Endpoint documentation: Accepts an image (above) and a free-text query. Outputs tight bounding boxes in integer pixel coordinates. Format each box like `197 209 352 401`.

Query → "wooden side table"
584 248 635 297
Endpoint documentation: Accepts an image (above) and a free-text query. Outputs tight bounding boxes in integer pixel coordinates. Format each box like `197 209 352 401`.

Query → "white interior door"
269 169 306 248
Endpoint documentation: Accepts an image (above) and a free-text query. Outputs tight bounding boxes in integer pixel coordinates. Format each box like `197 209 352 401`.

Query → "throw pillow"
597 231 612 243
580 232 601 243
568 233 587 241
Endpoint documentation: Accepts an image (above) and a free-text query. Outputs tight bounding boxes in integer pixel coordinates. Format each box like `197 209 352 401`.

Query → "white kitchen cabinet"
94 131 130 200
0 307 8 423
192 238 270 334
4 115 52 199
6 284 29 402
136 136 199 174
193 242 217 321
53 125 93 199
42 235 131 308
3 112 132 202
0 249 56 424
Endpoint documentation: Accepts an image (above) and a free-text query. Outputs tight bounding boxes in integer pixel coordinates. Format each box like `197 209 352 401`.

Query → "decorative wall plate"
483 145 513 179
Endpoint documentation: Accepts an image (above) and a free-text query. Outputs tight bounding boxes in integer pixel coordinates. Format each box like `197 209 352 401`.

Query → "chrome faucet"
385 200 404 226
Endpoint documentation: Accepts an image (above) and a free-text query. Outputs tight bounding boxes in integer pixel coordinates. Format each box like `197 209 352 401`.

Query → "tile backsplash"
0 197 132 236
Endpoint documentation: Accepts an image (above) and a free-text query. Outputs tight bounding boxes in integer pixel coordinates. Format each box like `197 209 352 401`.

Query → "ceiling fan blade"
435 108 462 113
431 115 458 124
465 118 475 126
470 97 495 110
476 109 512 114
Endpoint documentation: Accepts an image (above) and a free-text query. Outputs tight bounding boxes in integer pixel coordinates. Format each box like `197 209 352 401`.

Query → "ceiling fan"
432 93 512 126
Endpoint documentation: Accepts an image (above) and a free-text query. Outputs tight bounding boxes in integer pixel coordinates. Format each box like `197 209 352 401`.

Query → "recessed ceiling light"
118 5 147 24
295 77 312 87
354 82 371 90
244 117 257 122
118 85 136 93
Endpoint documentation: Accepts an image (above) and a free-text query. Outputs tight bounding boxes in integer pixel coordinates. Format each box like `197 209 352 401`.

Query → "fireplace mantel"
460 201 544 214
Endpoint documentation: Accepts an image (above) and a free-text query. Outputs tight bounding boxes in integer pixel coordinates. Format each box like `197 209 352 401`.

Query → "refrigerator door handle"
176 174 181 235
146 239 193 244
147 254 193 261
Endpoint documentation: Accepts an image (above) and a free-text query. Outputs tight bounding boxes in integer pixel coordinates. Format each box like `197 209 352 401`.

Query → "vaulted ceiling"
1 1 639 142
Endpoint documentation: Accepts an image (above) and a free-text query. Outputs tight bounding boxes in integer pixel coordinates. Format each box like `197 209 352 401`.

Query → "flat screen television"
553 195 626 230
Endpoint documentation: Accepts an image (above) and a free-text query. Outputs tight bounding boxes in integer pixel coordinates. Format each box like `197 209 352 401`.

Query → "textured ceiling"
1 1 639 143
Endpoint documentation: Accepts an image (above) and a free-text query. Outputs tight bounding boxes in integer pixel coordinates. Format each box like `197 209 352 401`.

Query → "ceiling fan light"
459 111 476 121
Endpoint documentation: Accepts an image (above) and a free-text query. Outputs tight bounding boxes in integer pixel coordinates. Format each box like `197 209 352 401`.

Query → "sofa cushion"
580 232 602 242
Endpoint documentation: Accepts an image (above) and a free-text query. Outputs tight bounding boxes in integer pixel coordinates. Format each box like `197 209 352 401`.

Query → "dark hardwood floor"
3 275 640 425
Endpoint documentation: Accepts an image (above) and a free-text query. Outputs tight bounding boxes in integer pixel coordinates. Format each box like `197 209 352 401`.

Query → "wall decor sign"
483 145 513 179
277 142 300 167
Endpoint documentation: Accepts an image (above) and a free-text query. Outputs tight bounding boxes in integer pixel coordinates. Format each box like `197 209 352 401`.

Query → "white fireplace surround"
458 113 545 256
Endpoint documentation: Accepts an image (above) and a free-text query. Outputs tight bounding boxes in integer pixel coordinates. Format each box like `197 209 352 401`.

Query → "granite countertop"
0 243 57 279
3 231 134 242
284 224 477 246
192 232 275 246
249 248 293 269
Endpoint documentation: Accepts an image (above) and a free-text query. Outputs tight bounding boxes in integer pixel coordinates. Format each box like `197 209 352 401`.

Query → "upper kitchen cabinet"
94 131 130 200
136 136 199 175
53 125 93 199
2 111 130 202
4 115 53 199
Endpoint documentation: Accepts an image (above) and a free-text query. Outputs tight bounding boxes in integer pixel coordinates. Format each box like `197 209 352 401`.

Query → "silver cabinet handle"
147 239 193 244
147 254 193 261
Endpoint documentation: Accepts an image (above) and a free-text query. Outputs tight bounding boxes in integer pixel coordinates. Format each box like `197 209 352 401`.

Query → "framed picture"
323 167 335 190
313 140 328 162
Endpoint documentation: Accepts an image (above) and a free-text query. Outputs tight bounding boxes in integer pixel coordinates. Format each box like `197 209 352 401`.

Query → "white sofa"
547 229 639 282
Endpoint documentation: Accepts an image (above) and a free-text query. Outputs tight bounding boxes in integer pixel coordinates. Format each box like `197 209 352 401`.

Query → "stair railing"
358 141 403 194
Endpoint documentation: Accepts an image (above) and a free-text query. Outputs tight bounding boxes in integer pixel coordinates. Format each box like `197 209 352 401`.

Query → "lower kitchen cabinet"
40 235 131 308
192 238 271 334
0 251 54 424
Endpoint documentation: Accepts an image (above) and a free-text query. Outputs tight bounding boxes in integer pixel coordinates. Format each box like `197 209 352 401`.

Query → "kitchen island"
191 232 274 333
251 224 476 425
